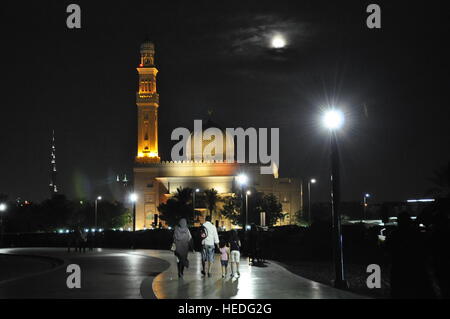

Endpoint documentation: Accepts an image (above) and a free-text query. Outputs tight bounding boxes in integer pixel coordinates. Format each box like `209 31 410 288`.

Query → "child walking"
219 241 229 278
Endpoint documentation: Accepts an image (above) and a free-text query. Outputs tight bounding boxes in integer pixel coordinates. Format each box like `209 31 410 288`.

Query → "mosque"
133 40 303 230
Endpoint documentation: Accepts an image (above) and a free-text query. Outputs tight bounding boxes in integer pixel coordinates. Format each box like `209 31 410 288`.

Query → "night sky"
0 0 449 203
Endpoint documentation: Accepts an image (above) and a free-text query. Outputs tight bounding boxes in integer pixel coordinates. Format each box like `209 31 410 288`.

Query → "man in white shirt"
201 215 219 277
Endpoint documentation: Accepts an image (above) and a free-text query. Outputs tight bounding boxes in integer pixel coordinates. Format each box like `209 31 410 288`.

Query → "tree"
4 196 130 232
111 209 132 228
97 201 129 229
256 193 284 227
427 161 450 199
294 209 309 226
158 187 198 227
0 193 8 202
220 195 243 227
38 194 75 231
220 192 284 228
204 188 220 218
173 187 193 205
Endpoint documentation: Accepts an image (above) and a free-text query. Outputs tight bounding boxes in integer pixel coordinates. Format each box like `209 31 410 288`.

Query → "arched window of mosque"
144 122 149 140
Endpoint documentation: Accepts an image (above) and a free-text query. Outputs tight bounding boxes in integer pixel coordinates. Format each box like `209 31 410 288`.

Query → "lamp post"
236 174 248 229
363 193 370 222
94 196 102 229
308 178 316 225
193 188 200 223
323 108 347 289
0 203 6 246
129 193 138 232
246 190 251 230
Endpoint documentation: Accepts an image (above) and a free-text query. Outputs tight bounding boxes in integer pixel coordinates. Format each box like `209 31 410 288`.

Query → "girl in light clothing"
219 241 229 278
229 230 241 277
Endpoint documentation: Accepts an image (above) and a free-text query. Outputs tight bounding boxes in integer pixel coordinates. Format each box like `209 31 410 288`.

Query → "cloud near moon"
219 14 314 59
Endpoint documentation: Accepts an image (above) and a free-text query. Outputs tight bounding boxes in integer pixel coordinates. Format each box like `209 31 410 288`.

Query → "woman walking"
173 218 192 278
229 230 241 277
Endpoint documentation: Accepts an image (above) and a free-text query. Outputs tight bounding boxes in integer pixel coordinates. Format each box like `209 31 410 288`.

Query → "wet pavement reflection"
139 250 364 299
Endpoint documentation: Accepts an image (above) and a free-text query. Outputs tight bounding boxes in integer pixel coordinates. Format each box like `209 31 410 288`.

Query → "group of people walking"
172 215 241 279
67 227 93 252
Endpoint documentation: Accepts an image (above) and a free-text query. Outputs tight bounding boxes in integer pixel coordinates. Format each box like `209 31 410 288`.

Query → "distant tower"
49 130 58 196
136 40 160 163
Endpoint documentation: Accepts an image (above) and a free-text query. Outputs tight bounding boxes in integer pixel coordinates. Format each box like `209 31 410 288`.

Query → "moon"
271 35 286 49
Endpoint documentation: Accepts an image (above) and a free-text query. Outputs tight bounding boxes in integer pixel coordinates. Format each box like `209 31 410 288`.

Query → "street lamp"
236 174 248 230
236 174 248 186
95 196 102 229
323 108 347 288
363 193 370 222
0 203 6 246
308 178 317 225
323 109 345 131
245 190 251 230
129 193 138 232
193 188 200 223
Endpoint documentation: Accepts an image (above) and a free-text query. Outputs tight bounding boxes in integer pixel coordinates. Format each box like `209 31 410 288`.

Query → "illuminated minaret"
136 40 160 163
49 130 58 196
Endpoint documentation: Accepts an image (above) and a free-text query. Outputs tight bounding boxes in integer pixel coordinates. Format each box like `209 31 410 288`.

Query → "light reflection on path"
134 250 365 299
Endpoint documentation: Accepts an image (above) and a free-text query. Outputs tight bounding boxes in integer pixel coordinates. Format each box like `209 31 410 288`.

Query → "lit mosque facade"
133 41 303 230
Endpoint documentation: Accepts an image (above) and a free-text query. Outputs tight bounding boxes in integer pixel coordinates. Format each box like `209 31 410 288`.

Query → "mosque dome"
186 118 235 162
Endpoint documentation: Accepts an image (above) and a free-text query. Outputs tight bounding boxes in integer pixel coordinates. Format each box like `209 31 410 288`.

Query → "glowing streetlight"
95 196 102 230
363 193 371 222
322 107 347 288
245 190 252 230
236 174 248 186
308 178 317 225
323 109 345 130
129 193 138 202
0 202 6 246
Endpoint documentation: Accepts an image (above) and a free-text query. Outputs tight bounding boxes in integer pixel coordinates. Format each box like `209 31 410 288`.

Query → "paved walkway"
0 248 169 298
0 248 364 299
134 250 364 299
